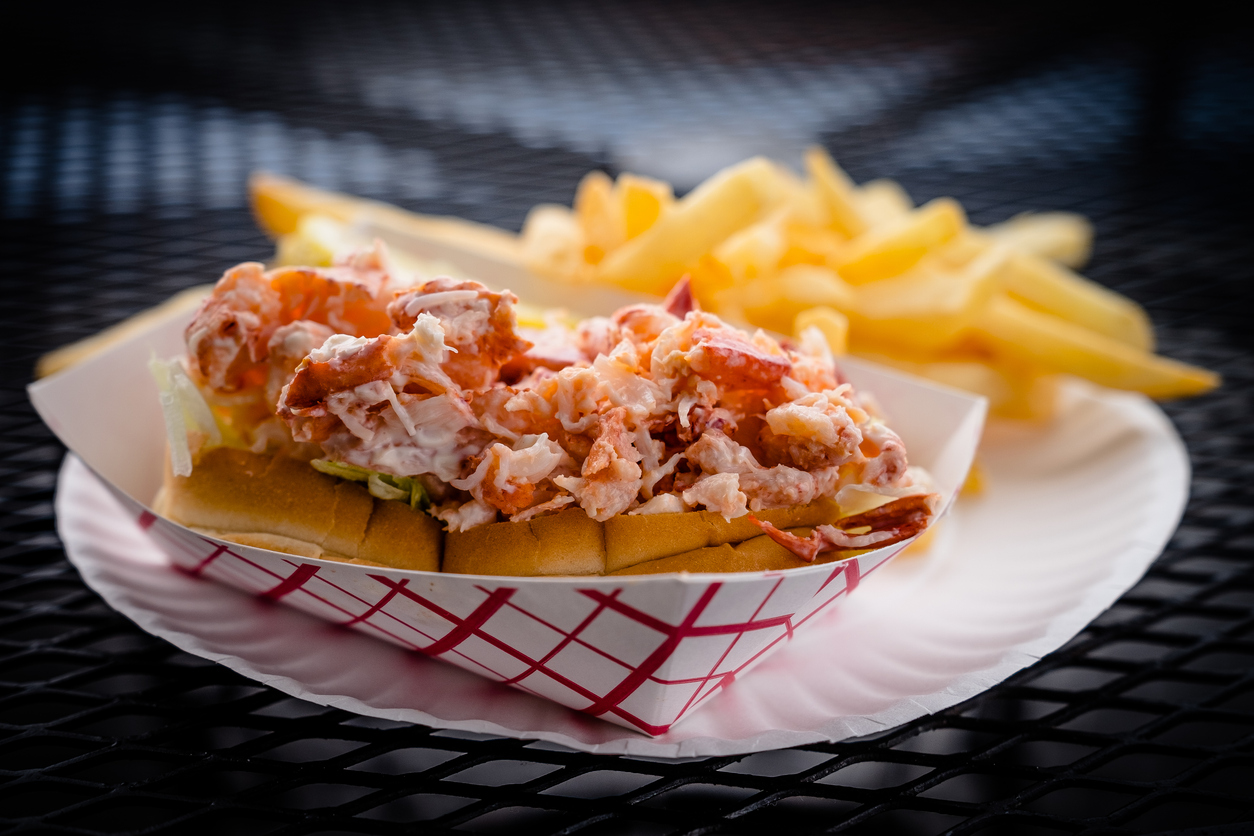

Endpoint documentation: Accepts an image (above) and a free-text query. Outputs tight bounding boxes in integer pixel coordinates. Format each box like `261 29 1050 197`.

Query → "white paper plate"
55 379 1187 757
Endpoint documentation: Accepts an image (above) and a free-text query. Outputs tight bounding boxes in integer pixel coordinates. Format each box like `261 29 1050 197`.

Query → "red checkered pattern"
143 514 902 734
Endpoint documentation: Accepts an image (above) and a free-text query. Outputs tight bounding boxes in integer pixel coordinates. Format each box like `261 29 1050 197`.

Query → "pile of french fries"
247 150 1218 423
518 150 1218 419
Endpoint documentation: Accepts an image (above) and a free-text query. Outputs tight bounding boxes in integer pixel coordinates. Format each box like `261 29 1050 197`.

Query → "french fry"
616 173 674 240
251 171 358 235
521 204 585 280
962 460 986 495
972 296 1219 399
249 172 522 264
794 306 849 355
844 242 1006 351
804 146 869 238
766 162 830 228
575 171 625 265
993 247 1154 351
853 348 1060 421
712 207 790 284
597 157 777 295
984 211 1093 269
930 230 990 270
714 276 841 332
275 213 364 267
835 198 967 284
714 264 854 336
779 223 847 269
857 178 913 227
688 254 737 311
258 156 1221 415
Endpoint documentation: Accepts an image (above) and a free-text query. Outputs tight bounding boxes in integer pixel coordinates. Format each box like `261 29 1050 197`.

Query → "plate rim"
55 383 1189 757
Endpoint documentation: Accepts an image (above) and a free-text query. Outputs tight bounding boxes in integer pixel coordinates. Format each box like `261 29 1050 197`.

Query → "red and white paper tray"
30 291 983 738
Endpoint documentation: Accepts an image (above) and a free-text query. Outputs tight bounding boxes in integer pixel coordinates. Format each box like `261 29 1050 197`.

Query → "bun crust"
158 448 863 576
443 496 848 577
156 446 441 571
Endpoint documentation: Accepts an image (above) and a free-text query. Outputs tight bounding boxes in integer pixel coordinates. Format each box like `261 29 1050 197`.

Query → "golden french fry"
780 223 847 269
712 207 790 284
962 460 985 495
845 242 1006 351
804 146 868 237
836 198 967 284
857 178 913 227
985 211 1093 269
852 348 1060 421
992 247 1154 351
765 162 830 227
688 254 737 311
795 306 849 355
574 170 624 265
249 172 521 263
520 204 585 280
597 157 777 295
711 264 854 336
972 296 1219 398
616 173 674 240
930 230 990 269
251 172 358 236
274 213 367 267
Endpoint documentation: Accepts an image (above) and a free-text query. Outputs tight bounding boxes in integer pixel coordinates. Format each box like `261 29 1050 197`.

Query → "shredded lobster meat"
751 493 939 562
181 246 938 537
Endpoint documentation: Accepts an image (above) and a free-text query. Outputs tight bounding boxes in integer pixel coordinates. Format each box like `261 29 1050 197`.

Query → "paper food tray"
29 260 984 736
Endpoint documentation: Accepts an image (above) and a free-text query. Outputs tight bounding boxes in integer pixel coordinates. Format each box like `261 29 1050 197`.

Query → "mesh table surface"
1 3 1253 834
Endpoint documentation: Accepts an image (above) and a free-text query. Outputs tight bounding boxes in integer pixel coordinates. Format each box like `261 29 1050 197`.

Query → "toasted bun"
158 448 864 577
443 508 606 576
609 529 860 575
443 498 848 577
155 446 441 572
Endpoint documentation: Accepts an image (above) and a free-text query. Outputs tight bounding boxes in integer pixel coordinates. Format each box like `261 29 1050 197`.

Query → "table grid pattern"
2 2 1253 834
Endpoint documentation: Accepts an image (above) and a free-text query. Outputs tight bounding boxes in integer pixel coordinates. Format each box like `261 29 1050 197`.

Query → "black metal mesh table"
2 3 1252 834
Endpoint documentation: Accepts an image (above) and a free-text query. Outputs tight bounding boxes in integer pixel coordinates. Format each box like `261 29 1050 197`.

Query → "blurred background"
2 2 1253 834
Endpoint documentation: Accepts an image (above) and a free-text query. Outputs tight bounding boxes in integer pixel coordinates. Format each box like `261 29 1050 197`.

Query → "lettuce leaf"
310 459 430 510
149 355 222 476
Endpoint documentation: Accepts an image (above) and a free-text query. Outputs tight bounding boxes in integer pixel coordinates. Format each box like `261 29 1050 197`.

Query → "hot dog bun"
438 497 848 576
157 448 863 577
154 446 442 571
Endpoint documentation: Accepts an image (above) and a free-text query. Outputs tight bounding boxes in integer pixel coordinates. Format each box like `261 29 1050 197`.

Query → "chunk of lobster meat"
434 498 499 533
739 466 821 510
574 315 622 360
750 493 939 562
186 262 281 392
269 265 394 337
685 430 763 476
662 275 697 318
186 259 395 394
452 435 567 516
265 321 336 410
552 407 643 521
280 335 401 412
388 278 532 391
759 391 863 470
676 404 738 444
687 328 793 389
499 324 588 382
682 472 748 520
786 327 841 393
279 313 457 415
859 421 909 487
612 305 681 349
